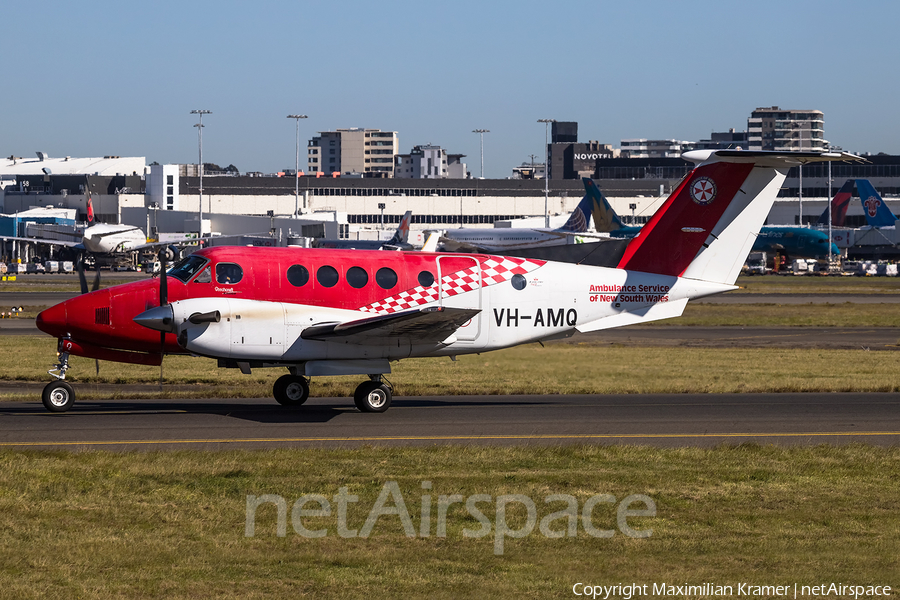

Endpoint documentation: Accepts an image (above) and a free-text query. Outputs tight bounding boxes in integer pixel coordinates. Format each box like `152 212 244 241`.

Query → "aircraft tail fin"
817 179 854 227
386 210 413 245
420 231 440 252
617 150 861 285
557 186 597 233
856 179 897 227
565 178 628 233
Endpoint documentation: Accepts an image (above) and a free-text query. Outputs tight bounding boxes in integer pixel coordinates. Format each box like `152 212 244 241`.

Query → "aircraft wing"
301 306 480 345
0 235 83 248
129 232 275 252
437 236 483 253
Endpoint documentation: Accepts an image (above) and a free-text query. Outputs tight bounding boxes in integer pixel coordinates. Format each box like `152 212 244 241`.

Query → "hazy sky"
4 0 898 178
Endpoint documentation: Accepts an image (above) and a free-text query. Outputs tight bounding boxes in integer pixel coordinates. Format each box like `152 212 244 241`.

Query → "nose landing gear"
43 350 75 412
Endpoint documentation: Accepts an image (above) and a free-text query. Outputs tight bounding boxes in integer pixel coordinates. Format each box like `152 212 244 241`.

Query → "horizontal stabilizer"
301 306 480 345
576 298 688 333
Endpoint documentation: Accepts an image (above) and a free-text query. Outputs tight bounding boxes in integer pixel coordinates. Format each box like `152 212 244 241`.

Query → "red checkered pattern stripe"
358 256 545 314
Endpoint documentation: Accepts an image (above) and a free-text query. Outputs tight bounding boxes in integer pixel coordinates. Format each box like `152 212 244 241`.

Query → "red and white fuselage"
35 150 862 411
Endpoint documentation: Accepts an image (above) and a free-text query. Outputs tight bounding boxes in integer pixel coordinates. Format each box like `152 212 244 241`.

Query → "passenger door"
436 255 481 342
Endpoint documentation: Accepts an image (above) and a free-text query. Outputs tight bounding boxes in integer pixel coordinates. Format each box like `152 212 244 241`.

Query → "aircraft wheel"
273 375 309 406
353 381 392 413
42 381 75 413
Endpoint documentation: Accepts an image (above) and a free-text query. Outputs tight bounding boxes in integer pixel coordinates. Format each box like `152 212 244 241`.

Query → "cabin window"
193 267 212 283
375 267 398 289
346 266 368 289
287 264 310 287
511 274 527 290
168 255 208 283
417 270 435 287
216 263 243 284
317 265 339 287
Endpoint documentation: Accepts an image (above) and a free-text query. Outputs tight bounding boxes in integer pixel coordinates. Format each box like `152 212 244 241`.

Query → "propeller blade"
76 255 88 294
157 246 170 391
158 248 168 307
91 267 101 292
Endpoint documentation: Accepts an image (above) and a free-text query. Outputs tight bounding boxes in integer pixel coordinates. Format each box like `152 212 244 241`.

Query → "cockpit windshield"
167 255 208 283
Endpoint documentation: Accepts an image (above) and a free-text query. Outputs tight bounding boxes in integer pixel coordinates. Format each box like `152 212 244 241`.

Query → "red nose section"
36 303 68 338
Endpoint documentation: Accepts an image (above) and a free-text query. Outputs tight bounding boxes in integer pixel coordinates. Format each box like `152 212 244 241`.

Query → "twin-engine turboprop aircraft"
35 149 859 413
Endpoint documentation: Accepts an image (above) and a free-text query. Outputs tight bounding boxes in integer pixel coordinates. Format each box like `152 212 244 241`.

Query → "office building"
307 128 399 177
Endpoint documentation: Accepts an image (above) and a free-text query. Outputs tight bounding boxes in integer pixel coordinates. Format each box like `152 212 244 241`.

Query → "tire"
273 374 309 406
42 381 75 412
353 381 392 413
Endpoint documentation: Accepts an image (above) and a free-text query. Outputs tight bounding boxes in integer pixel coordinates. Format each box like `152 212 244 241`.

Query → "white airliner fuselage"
81 224 147 253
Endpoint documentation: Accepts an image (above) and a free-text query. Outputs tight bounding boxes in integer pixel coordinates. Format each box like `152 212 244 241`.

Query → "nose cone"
133 305 175 333
36 303 67 338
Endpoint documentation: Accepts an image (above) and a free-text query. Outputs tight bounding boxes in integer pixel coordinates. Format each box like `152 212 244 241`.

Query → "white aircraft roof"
0 155 146 176
4 206 78 219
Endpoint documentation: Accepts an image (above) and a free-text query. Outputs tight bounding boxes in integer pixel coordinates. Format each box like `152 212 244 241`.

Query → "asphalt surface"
0 393 897 450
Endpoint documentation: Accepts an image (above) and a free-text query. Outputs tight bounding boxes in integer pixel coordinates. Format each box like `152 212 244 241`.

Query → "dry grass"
0 445 896 599
2 337 900 400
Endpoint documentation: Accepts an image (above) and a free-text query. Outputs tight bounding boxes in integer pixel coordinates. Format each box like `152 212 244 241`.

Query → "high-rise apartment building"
748 107 827 152
619 139 692 159
395 145 447 179
307 128 399 177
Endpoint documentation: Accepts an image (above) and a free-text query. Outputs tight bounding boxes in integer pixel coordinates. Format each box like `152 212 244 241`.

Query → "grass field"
0 445 897 599
2 336 900 400
2 275 898 597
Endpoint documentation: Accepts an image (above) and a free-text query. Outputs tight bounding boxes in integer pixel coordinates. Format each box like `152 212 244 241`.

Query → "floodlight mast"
288 114 308 216
537 119 556 227
191 109 211 236
828 152 833 269
472 129 489 178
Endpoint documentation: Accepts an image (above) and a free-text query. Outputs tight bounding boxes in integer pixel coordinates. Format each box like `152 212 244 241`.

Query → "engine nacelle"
162 298 391 361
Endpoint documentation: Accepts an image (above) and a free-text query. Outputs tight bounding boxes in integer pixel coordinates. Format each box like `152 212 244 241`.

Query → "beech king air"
35 150 859 413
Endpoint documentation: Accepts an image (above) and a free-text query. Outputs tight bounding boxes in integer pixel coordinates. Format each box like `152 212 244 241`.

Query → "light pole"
287 114 308 216
191 109 211 236
827 150 834 270
472 129 489 178
538 119 556 227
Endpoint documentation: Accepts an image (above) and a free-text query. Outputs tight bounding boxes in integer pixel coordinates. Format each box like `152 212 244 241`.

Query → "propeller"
75 253 101 295
156 246 175 390
74 253 102 375
75 254 88 294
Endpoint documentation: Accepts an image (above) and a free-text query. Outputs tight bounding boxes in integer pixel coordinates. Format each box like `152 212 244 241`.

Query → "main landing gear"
272 372 392 412
273 374 310 406
43 351 75 412
353 375 392 413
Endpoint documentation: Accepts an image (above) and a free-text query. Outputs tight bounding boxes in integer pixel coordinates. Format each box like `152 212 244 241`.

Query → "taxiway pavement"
0 393 897 450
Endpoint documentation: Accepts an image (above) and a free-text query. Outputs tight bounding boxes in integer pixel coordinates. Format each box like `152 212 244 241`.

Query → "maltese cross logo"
690 177 717 205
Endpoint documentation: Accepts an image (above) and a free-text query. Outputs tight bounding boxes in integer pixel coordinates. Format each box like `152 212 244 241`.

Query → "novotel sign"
574 153 612 160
